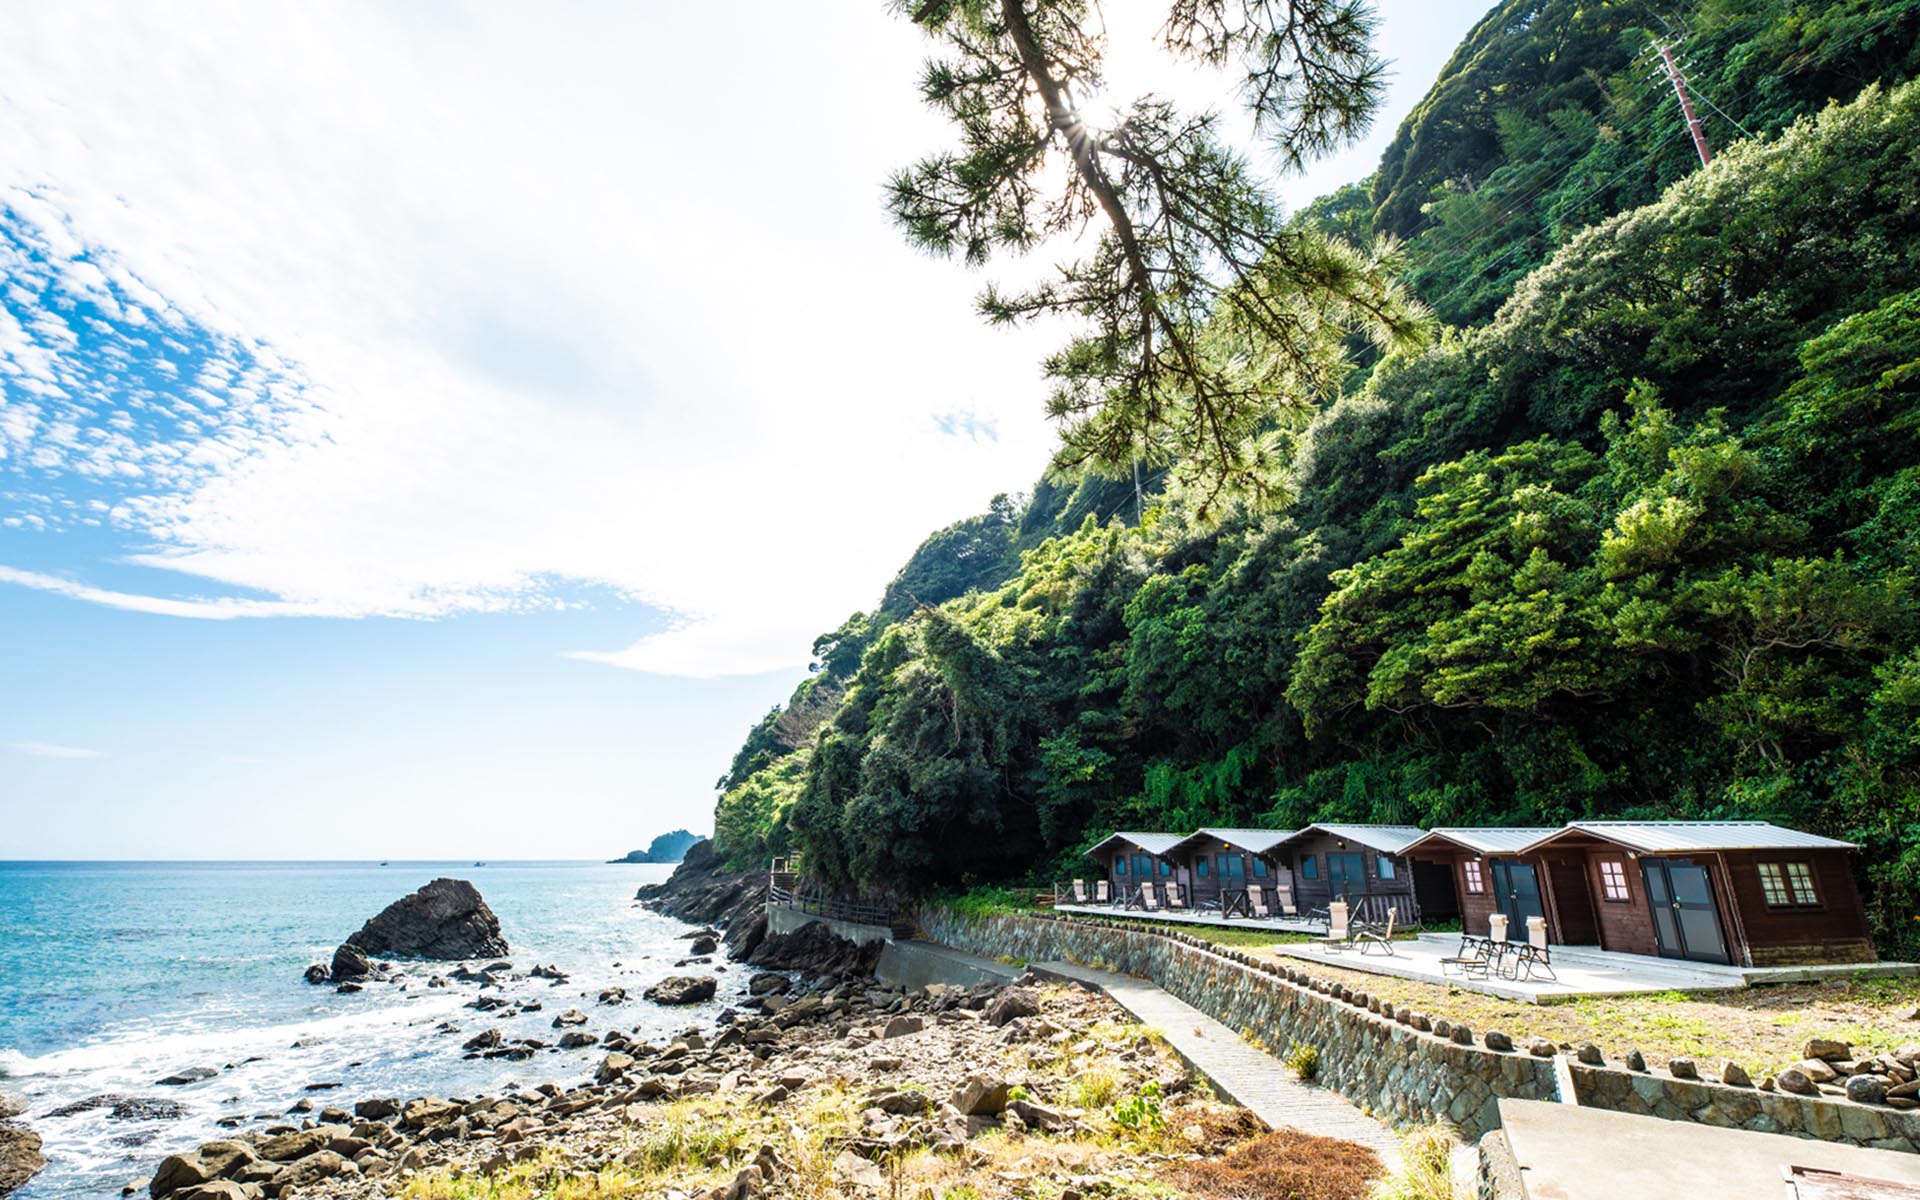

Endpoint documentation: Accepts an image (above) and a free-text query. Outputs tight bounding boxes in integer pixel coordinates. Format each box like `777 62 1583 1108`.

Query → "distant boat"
379 861 389 867
474 861 487 867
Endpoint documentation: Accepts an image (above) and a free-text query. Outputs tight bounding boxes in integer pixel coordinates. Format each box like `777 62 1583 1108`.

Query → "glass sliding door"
1639 858 1731 964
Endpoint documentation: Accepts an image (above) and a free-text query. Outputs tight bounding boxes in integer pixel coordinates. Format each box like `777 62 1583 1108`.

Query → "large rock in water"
343 878 507 960
0 1124 45 1197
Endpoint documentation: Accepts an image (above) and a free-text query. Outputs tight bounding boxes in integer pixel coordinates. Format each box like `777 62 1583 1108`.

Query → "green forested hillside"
710 1 1920 955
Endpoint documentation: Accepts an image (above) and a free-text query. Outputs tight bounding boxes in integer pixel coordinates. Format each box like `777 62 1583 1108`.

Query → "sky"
0 1 1490 859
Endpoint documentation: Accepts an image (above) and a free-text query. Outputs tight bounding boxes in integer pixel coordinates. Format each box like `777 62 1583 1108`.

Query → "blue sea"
0 861 753 1199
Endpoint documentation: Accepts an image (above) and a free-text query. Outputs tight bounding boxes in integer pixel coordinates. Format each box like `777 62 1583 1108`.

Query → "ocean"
0 860 752 1199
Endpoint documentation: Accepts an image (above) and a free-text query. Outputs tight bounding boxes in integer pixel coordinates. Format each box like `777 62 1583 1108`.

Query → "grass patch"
1283 1039 1321 1080
1067 1067 1123 1109
1175 1129 1382 1200
1368 1126 1460 1200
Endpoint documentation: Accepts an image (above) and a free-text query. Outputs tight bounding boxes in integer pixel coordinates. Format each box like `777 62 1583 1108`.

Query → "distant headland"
608 829 700 864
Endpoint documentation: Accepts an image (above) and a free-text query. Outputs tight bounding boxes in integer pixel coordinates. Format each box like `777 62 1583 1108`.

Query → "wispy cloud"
932 408 1000 443
9 740 106 759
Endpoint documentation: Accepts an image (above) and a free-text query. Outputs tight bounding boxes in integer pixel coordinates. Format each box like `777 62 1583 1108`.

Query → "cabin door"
1640 859 1730 965
1489 859 1544 933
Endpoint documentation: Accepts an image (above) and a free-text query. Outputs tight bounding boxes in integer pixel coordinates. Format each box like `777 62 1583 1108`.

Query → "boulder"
302 964 330 985
748 974 790 997
882 1016 924 1039
643 976 716 1006
155 1068 218 1087
1846 1074 1888 1105
256 1127 336 1162
1776 1068 1819 1096
462 1029 503 1052
398 1098 460 1130
171 1183 250 1200
950 1075 1011 1116
558 1031 598 1049
340 879 508 961
1721 1060 1752 1087
149 1141 257 1198
271 1150 350 1190
1482 1031 1513 1052
1009 1099 1070 1131
552 1008 589 1028
1793 1057 1840 1084
1668 1057 1697 1080
831 1150 884 1192
595 1053 636 1085
353 1098 399 1121
1804 1037 1852 1062
983 987 1040 1027
598 987 627 1006
690 936 719 956
330 943 371 981
0 1126 44 1197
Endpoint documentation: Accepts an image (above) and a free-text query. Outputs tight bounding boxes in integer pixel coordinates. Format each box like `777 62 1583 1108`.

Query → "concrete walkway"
1031 959 1403 1168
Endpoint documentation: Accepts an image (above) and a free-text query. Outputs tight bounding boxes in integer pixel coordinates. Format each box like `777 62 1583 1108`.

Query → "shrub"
1284 1039 1321 1080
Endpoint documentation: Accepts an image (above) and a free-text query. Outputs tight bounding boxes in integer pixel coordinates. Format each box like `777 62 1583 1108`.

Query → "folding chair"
1138 882 1161 911
1245 883 1272 919
1514 918 1558 982
1069 879 1088 904
1095 879 1111 905
1165 881 1189 909
1355 907 1397 955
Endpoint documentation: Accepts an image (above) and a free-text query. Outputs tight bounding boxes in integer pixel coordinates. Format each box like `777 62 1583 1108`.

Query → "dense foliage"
709 6 1920 955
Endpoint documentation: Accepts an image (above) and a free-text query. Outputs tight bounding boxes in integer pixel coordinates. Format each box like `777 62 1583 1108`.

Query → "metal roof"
1084 831 1187 859
1299 823 1428 856
1517 821 1856 854
1170 827 1301 857
1403 827 1560 856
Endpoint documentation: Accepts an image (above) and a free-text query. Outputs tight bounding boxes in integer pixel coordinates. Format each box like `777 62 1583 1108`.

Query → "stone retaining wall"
920 908 1920 1153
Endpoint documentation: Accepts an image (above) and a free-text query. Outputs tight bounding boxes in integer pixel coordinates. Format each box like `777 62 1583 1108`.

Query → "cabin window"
1463 860 1484 895
1161 861 1173 876
1116 858 1127 875
1300 855 1319 880
1196 859 1209 878
1376 855 1396 880
1598 859 1630 902
1758 861 1820 908
1328 852 1365 889
1252 858 1268 878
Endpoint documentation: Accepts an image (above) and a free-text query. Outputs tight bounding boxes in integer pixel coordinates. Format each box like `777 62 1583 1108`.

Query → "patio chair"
1069 879 1088 904
1245 883 1272 919
1273 885 1297 918
1355 907 1397 955
1322 903 1351 952
1165 881 1189 910
1513 919 1558 983
1302 905 1331 934
1095 879 1111 905
1137 882 1161 911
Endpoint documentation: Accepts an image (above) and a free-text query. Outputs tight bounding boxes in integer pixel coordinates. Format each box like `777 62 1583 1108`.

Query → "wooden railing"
766 859 897 928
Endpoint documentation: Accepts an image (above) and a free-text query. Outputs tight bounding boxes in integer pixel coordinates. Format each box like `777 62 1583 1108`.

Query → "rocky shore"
126 848 1358 1200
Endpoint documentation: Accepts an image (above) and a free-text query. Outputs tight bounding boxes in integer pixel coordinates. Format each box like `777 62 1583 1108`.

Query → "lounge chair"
1440 932 1493 978
1513 919 1558 982
1140 882 1161 911
1245 883 1272 919
1095 879 1111 905
1165 882 1189 910
1069 879 1088 904
1355 908 1397 955
1273 885 1297 918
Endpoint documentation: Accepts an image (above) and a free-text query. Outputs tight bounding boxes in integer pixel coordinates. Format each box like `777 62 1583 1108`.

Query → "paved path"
1032 959 1403 1168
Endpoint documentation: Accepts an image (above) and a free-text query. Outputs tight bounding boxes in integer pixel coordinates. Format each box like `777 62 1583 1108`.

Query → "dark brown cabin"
1084 832 1185 904
1514 822 1875 967
1402 828 1569 941
1281 824 1435 921
1166 828 1297 911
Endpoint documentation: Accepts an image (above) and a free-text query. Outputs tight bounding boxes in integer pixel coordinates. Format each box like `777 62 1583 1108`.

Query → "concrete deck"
1052 902 1325 936
1491 1098 1920 1199
1030 958 1404 1168
1274 934 1914 1003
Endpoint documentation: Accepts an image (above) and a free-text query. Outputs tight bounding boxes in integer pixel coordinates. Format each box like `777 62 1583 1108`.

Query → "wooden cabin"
1281 824 1434 920
1401 827 1566 940
1084 832 1185 903
1166 828 1297 911
1513 822 1874 967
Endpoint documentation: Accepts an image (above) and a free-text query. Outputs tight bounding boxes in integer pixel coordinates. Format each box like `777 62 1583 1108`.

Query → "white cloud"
0 3 1064 675
9 740 107 759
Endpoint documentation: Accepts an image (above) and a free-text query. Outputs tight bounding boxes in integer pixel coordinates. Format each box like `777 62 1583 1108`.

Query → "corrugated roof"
1173 827 1300 857
1301 823 1428 855
1084 831 1187 859
1404 827 1560 856
1518 821 1856 854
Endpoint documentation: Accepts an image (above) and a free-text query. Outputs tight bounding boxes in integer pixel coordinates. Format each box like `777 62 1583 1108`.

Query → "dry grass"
1255 952 1920 1078
1368 1127 1459 1200
1175 1129 1382 1200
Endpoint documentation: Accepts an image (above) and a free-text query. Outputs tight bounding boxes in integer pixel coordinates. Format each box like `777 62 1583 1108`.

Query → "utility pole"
1655 38 1713 168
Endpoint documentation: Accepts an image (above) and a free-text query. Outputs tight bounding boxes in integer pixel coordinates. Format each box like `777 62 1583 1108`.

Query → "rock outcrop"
634 840 764 951
643 976 717 1006
0 1093 41 1198
345 879 507 961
